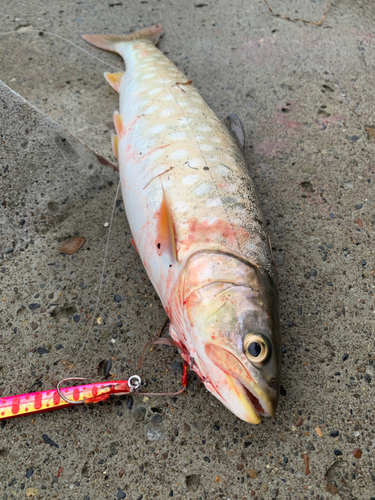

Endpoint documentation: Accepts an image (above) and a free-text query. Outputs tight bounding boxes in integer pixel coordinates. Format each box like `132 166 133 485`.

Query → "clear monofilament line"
0 30 123 70
72 181 121 371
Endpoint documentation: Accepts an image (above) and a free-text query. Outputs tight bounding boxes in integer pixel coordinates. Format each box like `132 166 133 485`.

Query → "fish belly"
117 42 273 309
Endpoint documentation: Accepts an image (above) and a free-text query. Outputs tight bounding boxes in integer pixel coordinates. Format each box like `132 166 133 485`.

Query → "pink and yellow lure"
0 380 131 420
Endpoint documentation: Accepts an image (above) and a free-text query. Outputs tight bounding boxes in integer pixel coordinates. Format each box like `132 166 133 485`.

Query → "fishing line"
72 180 121 371
0 29 123 70
0 28 125 369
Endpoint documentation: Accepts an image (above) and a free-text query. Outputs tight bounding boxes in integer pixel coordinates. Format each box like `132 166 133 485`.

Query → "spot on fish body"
188 158 201 168
169 132 186 140
206 197 223 208
170 149 187 160
145 105 159 114
160 108 175 118
200 144 214 151
194 183 212 196
149 88 163 95
174 200 190 212
198 125 212 132
182 174 200 185
149 124 166 134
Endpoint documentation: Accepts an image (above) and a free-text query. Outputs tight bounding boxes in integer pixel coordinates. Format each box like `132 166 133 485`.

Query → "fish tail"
81 24 164 54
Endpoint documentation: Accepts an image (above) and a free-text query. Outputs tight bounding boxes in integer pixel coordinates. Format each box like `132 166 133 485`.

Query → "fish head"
179 252 280 424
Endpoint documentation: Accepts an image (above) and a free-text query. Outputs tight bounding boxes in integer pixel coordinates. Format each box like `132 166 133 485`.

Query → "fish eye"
243 333 269 364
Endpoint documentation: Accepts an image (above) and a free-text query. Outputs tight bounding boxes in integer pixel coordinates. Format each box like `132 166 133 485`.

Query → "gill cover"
173 251 280 423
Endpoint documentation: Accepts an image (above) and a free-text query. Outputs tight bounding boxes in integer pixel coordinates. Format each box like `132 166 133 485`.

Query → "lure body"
0 381 130 420
82 25 281 424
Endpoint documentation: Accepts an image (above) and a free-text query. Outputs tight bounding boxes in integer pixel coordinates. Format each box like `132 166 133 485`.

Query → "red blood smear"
53 391 61 406
11 397 20 415
92 386 98 397
34 392 42 410
73 388 80 401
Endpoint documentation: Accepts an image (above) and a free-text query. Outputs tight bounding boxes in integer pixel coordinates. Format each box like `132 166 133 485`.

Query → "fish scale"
83 25 280 424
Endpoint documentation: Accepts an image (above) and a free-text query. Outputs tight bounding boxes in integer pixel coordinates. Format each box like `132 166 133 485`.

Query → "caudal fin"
81 24 164 54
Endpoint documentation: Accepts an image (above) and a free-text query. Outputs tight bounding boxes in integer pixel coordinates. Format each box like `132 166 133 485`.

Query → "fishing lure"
0 365 188 421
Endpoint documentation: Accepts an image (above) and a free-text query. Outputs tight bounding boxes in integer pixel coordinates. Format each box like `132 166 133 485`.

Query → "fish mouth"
242 384 266 416
204 343 269 424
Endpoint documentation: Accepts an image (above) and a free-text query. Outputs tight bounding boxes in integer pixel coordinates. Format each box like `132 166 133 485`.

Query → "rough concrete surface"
0 1 375 499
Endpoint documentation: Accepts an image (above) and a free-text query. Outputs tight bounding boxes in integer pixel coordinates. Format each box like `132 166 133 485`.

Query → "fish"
82 24 281 424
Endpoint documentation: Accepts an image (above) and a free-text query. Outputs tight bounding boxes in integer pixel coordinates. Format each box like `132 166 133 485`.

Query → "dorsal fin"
111 133 118 159
104 72 124 92
81 25 164 54
113 111 125 140
157 187 177 261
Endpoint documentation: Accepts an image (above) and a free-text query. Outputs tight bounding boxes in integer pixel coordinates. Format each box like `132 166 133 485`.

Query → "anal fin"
113 111 124 140
157 188 177 261
111 133 118 159
104 71 124 92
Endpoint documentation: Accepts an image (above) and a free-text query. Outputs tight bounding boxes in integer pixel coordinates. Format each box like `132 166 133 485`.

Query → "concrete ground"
1 0 375 498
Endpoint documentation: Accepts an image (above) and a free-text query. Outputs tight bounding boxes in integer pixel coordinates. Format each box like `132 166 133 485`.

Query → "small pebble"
103 359 112 378
152 414 162 424
116 489 126 499
342 353 349 361
42 434 59 448
352 448 362 459
334 449 343 456
59 236 86 255
25 469 34 478
37 347 49 355
73 314 81 323
361 260 366 266
203 456 211 463
126 395 134 410
29 303 41 311
329 430 339 438
295 417 304 427
114 294 122 302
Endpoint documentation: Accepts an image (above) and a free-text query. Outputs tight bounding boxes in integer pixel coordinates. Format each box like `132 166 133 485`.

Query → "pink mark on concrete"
255 140 288 159
284 120 303 129
317 115 342 129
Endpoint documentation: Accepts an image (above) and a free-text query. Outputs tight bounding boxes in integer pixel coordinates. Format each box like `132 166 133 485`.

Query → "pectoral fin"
157 188 177 261
104 72 124 92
